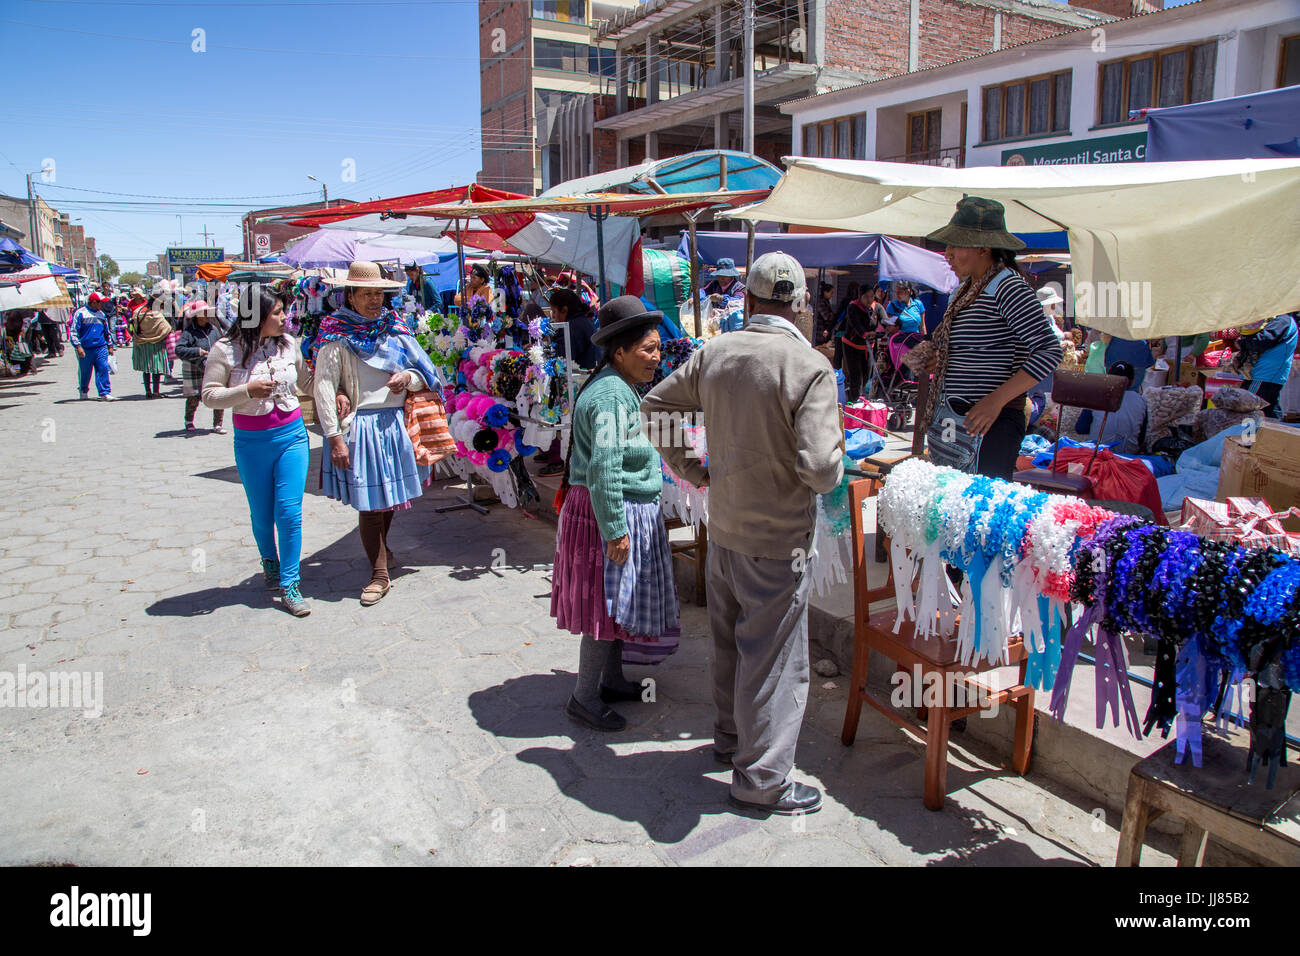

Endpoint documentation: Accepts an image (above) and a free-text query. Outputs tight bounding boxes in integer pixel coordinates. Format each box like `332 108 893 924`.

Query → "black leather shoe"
728 782 822 816
565 696 627 732
599 682 643 703
713 750 734 765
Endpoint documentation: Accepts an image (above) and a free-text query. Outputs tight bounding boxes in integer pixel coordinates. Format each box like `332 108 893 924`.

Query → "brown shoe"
360 578 390 606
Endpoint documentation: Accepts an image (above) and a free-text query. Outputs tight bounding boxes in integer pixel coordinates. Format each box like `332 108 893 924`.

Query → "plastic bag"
107 352 117 374
1047 445 1167 522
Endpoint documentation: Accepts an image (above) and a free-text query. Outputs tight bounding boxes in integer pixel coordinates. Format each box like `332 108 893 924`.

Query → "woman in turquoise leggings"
202 287 313 617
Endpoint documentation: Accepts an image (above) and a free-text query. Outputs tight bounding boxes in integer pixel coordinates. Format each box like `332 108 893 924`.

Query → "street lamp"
307 174 328 208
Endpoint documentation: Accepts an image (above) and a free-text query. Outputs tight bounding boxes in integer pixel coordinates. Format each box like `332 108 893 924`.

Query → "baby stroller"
867 329 925 431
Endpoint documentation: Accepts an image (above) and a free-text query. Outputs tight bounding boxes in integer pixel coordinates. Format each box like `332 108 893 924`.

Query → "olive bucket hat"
926 196 1025 251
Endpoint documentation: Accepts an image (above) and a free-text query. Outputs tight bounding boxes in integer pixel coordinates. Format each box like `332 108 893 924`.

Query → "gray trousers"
707 541 811 804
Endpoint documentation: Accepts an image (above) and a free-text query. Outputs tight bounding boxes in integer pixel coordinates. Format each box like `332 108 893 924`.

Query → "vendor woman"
551 295 681 733
133 286 175 398
314 261 446 606
919 197 1062 480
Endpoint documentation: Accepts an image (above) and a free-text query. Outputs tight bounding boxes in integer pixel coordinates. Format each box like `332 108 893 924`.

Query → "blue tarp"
1146 86 1300 161
688 230 959 292
0 238 43 268
1015 232 1069 250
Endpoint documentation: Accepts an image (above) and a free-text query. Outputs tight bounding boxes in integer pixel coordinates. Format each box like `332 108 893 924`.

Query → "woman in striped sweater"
919 197 1062 480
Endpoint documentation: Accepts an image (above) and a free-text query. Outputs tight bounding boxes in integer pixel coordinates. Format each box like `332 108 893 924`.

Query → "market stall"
723 157 1300 782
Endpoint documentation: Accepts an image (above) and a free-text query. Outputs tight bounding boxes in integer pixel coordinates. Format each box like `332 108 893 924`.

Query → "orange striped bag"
404 390 457 466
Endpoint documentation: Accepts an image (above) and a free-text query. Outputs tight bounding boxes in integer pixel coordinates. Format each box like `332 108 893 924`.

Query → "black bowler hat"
591 295 664 347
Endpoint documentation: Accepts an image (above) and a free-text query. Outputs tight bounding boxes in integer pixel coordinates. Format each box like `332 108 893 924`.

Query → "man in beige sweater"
642 251 844 815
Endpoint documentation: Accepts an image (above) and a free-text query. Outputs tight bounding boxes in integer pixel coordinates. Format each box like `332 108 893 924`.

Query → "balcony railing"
878 145 965 168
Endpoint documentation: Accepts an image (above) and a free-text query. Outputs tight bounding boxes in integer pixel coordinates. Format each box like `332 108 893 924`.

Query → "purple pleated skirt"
550 484 680 664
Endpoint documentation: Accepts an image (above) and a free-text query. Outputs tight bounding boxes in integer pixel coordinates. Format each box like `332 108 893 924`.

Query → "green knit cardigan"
568 367 662 540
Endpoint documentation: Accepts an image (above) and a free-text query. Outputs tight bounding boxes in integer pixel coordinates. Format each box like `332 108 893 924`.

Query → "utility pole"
26 173 38 256
200 224 213 246
743 0 755 155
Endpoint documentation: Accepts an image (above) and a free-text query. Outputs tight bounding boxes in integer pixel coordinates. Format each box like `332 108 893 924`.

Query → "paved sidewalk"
0 355 1173 866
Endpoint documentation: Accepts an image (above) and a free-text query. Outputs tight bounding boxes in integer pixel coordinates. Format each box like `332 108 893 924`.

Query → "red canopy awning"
273 185 530 228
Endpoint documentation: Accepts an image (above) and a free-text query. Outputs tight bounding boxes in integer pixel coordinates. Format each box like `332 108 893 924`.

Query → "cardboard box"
1200 370 1244 400
1253 420 1300 462
1218 435 1300 509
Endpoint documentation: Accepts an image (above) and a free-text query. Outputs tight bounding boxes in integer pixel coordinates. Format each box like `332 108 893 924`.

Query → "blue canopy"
541 149 781 198
686 230 959 293
1145 86 1300 161
0 237 43 268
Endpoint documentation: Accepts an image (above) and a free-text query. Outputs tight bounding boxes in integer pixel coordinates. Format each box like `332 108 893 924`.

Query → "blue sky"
0 0 491 270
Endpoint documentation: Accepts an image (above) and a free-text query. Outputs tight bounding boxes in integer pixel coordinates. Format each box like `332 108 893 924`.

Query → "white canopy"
0 263 73 311
724 157 1300 338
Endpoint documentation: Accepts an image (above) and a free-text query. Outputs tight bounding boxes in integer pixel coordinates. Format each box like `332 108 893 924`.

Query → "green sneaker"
281 581 310 617
261 558 280 589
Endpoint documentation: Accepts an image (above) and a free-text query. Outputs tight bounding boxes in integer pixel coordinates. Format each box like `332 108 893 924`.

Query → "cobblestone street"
0 355 1168 866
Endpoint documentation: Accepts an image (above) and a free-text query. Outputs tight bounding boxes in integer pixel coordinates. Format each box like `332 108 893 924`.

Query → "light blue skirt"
320 406 429 512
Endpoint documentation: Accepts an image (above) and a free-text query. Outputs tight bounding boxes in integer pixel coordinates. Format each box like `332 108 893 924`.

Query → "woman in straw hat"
202 285 314 617
550 295 681 733
133 284 176 398
313 261 447 606
914 197 1062 480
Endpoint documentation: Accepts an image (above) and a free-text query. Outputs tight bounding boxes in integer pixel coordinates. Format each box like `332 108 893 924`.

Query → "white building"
784 0 1300 169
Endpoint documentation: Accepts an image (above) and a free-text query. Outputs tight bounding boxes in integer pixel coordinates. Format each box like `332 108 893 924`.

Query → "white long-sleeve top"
312 339 425 440
201 336 312 414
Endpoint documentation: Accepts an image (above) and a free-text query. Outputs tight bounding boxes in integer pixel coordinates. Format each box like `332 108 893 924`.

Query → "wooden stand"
665 518 708 606
839 476 1035 811
1116 732 1300 867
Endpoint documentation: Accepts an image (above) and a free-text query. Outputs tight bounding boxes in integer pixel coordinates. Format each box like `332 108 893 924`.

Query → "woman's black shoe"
599 682 643 703
565 696 627 732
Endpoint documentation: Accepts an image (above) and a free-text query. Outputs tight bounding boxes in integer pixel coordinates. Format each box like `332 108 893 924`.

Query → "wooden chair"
1013 369 1129 497
665 518 707 606
839 478 1036 811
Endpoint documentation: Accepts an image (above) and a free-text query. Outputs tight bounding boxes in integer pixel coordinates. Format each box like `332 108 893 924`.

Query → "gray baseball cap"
745 251 803 303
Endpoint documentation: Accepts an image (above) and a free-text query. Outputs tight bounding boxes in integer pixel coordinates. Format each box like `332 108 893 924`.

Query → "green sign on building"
1001 131 1147 167
166 246 225 264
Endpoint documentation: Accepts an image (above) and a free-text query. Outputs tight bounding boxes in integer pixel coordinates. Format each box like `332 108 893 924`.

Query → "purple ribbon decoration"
1173 637 1213 767
1093 623 1143 738
1049 600 1100 722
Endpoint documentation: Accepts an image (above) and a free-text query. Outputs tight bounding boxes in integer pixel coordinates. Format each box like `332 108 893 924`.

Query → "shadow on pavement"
195 465 242 485
468 669 732 844
145 575 278 617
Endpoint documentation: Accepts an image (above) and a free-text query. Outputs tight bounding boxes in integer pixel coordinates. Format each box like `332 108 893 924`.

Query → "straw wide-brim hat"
926 196 1026 251
328 260 403 290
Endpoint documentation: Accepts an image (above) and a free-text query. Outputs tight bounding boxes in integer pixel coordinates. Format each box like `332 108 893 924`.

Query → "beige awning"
724 157 1300 338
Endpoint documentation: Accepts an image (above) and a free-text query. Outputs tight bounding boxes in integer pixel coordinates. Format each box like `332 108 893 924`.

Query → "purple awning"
689 231 958 292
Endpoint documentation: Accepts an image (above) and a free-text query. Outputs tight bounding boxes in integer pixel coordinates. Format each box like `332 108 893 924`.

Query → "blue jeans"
77 344 111 396
233 418 309 587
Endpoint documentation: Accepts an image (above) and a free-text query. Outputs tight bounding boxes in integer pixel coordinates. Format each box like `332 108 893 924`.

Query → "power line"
37 183 322 201
0 18 483 59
